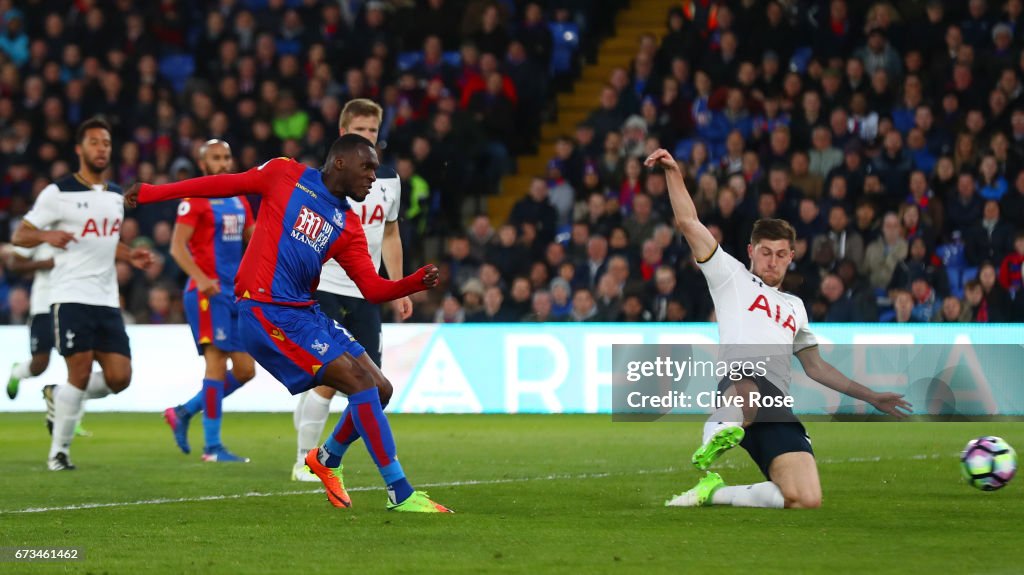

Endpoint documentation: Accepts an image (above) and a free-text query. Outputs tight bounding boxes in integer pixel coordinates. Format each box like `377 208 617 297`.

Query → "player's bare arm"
382 220 413 320
644 148 717 261
5 251 54 273
795 346 913 418
170 221 220 296
11 220 76 249
115 241 154 270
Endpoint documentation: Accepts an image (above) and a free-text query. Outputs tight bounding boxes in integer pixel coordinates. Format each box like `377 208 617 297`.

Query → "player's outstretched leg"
313 353 452 513
666 472 785 508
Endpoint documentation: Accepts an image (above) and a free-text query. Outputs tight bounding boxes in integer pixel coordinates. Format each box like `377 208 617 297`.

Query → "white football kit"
318 166 401 297
22 176 125 309
696 245 817 394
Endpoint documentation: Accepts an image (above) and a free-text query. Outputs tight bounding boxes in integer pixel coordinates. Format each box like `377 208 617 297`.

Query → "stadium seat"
159 54 195 94
673 138 697 161
397 51 423 72
442 51 462 69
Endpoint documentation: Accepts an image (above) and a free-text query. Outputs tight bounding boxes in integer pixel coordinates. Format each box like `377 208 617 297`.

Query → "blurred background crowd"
1 0 1023 326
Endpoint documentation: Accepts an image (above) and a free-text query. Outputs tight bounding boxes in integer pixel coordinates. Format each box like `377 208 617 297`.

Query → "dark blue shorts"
183 288 243 355
51 303 131 358
30 313 54 355
238 300 365 395
717 375 813 480
314 291 382 367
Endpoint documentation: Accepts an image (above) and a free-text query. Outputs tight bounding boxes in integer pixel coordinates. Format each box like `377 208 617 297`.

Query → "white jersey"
12 242 57 317
318 165 401 298
696 245 817 392
22 175 125 309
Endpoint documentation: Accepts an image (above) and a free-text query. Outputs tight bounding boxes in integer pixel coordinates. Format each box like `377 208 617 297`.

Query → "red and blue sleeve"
332 215 430 304
138 157 294 204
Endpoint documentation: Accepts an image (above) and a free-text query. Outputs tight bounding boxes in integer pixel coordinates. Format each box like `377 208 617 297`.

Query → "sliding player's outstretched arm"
644 148 717 261
795 346 913 417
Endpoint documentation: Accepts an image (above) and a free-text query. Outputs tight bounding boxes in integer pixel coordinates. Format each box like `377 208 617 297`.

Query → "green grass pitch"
2 413 1022 574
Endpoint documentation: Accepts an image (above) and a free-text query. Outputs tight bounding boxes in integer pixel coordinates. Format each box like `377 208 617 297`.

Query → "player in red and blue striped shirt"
128 135 452 513
163 140 258 463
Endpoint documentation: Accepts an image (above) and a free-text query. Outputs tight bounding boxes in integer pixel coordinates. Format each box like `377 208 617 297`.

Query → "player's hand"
196 276 221 297
391 296 413 320
128 247 155 270
43 230 77 249
644 148 681 174
124 183 141 208
37 258 55 270
420 264 439 288
869 392 913 418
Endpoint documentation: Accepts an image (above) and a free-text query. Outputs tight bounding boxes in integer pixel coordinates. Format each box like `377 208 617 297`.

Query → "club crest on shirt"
311 340 330 356
222 213 244 242
332 209 346 228
291 206 334 253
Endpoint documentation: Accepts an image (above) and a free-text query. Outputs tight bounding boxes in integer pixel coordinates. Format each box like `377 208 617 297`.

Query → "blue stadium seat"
159 54 195 94
962 266 979 283
442 51 462 68
397 51 423 72
548 21 580 75
673 138 697 161
788 46 813 74
947 267 964 298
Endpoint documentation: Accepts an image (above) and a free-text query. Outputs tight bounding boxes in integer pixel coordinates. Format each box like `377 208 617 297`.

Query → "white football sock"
84 371 111 399
293 391 307 431
296 392 331 463
12 361 33 380
702 405 744 444
711 481 784 508
49 384 84 458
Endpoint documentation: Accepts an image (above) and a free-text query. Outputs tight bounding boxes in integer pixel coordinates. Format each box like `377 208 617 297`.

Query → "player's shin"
344 388 413 504
84 371 111 399
49 383 84 459
299 391 333 463
202 379 225 449
711 482 785 508
224 372 243 397
319 403 360 466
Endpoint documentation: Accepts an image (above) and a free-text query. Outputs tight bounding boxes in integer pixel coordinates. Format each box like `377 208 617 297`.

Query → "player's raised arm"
795 345 913 418
644 149 717 261
125 157 290 207
333 218 438 304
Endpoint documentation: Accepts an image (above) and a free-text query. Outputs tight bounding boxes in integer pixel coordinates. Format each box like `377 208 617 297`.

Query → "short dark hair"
327 133 374 160
76 116 112 145
750 218 796 249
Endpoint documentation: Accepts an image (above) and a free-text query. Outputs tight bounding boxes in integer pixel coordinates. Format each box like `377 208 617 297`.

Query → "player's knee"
377 378 394 407
349 365 377 393
233 363 256 384
782 490 822 509
106 371 131 393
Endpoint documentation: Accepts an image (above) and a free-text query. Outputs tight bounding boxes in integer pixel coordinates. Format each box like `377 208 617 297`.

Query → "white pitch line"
1 453 947 515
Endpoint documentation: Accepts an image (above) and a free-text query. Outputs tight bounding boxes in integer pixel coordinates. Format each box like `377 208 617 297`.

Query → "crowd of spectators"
0 0 622 324
430 0 1024 325
2 0 1024 326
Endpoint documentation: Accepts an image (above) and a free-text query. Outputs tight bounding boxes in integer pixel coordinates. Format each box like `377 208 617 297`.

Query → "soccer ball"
960 436 1017 491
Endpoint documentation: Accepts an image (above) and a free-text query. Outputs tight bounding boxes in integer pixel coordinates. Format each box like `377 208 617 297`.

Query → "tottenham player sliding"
644 148 912 509
291 99 410 482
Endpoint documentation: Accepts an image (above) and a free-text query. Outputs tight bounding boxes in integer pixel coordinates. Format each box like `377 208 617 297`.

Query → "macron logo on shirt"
291 206 334 253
